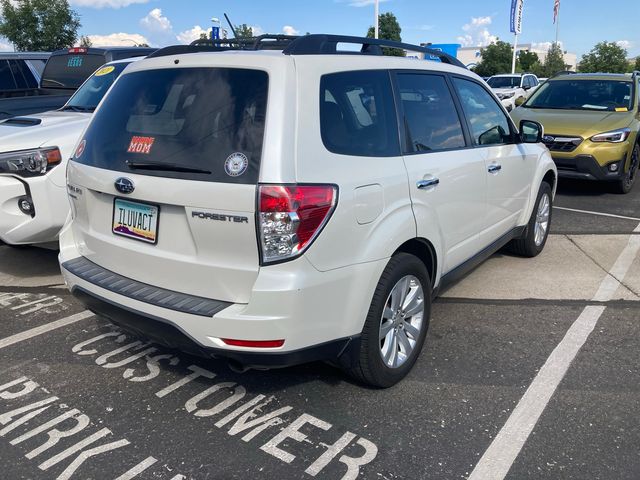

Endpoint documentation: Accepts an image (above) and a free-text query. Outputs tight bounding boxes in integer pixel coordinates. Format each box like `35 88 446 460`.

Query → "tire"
509 181 552 257
348 253 431 388
614 143 639 195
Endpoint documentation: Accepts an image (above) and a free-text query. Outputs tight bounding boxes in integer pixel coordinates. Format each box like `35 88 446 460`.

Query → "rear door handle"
488 164 502 174
416 178 440 189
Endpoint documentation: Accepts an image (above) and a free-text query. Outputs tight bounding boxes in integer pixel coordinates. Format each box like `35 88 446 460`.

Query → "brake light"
222 338 285 348
258 184 337 264
68 47 88 54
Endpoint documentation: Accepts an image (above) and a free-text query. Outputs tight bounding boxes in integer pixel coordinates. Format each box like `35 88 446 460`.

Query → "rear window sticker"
67 56 83 68
128 136 156 154
615 107 628 112
75 139 86 158
224 152 249 177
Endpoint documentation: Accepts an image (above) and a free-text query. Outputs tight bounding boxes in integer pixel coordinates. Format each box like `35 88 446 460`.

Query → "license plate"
112 198 159 244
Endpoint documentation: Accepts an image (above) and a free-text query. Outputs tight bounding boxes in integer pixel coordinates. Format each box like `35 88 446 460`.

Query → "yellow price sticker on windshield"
95 66 115 77
615 107 628 112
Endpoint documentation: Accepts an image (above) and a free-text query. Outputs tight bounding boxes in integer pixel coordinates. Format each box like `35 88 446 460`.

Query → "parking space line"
0 311 94 350
469 222 640 480
554 206 640 223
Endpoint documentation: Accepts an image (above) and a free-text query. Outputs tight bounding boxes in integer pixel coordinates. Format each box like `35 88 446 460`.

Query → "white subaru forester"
60 35 557 387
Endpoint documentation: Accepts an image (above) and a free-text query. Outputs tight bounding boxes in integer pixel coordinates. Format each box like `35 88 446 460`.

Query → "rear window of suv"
75 67 268 185
41 54 108 89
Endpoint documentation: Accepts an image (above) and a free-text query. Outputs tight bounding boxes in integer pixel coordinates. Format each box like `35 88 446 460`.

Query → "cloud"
531 41 563 53
140 8 172 34
338 0 391 6
176 26 209 44
282 25 299 36
0 39 12 51
88 32 150 47
457 16 497 47
616 40 633 50
69 0 150 8
250 25 265 36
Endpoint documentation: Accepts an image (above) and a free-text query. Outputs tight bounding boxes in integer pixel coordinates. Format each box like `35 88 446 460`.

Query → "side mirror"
523 85 531 91
520 120 544 143
514 96 526 107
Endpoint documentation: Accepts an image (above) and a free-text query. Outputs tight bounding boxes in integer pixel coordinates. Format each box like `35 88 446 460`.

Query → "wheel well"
542 169 556 191
395 239 437 285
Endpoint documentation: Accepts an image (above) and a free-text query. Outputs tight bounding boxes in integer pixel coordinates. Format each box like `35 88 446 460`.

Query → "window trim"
449 73 520 148
390 70 472 156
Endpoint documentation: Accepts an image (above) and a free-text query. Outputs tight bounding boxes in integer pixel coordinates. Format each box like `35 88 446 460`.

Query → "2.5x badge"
224 152 249 177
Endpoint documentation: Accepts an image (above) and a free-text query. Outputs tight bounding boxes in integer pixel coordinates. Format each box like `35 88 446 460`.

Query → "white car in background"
0 57 143 247
487 73 540 112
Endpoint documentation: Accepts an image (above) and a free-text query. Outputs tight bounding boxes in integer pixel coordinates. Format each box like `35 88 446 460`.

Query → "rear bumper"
0 173 68 245
553 154 626 181
71 286 360 369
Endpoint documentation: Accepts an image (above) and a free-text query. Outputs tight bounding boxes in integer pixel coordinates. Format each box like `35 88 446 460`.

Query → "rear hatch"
41 50 107 90
67 65 269 303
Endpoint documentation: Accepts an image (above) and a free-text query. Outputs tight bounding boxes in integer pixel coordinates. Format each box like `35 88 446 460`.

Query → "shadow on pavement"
0 242 61 280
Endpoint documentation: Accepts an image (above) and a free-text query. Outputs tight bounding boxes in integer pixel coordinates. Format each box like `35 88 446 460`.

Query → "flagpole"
374 0 379 39
555 1 560 45
511 34 518 74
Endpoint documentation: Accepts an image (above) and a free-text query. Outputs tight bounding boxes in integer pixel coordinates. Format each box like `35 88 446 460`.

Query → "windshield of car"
524 79 634 111
487 76 520 88
41 53 106 89
74 67 268 185
63 62 129 112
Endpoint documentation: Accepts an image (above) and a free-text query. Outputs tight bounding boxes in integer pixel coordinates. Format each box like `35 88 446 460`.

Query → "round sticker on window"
75 139 86 158
224 152 249 177
95 66 115 77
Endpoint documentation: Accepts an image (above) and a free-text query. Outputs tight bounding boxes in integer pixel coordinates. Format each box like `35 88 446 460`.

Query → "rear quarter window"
320 70 400 157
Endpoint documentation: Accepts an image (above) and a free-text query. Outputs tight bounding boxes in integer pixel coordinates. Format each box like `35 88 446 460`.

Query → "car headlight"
0 147 62 177
591 128 631 143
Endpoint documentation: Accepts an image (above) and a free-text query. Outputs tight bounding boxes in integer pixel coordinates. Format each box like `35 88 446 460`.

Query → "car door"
395 71 487 275
451 76 536 247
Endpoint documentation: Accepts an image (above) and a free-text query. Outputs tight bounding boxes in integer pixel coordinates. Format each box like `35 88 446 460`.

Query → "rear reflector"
222 338 285 348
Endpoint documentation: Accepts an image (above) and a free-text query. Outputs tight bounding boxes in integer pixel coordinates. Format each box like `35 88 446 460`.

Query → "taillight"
68 47 88 54
258 184 337 264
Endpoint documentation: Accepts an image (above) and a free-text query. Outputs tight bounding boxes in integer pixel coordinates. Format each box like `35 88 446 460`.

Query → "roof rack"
282 34 466 68
146 33 466 69
549 70 576 79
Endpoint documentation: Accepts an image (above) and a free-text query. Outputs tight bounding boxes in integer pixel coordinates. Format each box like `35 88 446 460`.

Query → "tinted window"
9 60 37 89
320 70 399 157
27 59 46 76
453 78 512 146
487 76 520 88
75 68 268 185
397 73 465 153
65 62 129 111
523 76 532 88
0 60 16 90
525 79 633 111
41 54 106 88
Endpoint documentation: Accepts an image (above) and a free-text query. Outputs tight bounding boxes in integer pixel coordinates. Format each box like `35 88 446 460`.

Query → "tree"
473 40 512 77
199 32 209 40
366 12 404 57
235 24 253 39
635 57 640 72
79 35 91 48
518 50 539 72
0 0 80 52
543 42 566 77
137 43 150 47
579 41 629 73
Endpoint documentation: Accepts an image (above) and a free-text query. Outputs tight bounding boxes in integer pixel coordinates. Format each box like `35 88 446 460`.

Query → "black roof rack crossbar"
147 35 299 59
282 34 466 68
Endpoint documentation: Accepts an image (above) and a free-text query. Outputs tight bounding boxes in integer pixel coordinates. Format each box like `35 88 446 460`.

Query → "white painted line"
469 221 640 479
468 306 606 480
0 311 93 350
554 206 640 223
592 234 640 302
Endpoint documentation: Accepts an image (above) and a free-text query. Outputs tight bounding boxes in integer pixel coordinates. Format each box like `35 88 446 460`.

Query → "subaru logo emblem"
542 135 555 143
114 177 135 194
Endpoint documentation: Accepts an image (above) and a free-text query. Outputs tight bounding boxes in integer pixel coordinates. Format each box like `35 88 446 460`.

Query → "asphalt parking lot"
0 179 639 480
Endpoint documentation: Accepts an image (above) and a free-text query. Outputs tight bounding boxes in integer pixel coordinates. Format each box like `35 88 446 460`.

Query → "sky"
1 0 639 58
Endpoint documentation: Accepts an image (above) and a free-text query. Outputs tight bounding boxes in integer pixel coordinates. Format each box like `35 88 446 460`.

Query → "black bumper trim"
62 256 231 318
553 154 625 181
71 286 360 370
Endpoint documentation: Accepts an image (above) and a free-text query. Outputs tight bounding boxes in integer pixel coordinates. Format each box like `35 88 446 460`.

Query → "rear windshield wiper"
125 160 211 175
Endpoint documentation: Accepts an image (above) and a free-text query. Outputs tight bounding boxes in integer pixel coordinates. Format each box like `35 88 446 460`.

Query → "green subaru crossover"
511 72 639 193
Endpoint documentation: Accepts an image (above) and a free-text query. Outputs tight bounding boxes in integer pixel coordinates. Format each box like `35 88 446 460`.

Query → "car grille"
542 135 583 152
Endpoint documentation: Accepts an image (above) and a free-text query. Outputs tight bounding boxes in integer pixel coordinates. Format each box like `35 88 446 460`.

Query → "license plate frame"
112 197 160 245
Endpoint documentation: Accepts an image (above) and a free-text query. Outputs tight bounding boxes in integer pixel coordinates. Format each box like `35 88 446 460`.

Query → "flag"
553 0 560 24
510 0 524 34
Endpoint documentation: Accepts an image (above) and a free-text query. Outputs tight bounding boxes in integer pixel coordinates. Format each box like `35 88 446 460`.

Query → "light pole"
374 0 379 39
121 38 140 47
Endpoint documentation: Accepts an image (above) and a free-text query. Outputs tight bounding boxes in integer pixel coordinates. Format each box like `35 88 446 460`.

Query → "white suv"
59 35 557 387
487 73 540 112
